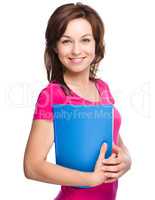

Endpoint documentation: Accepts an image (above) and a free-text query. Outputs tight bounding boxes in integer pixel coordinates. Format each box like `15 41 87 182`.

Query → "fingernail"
103 143 107 147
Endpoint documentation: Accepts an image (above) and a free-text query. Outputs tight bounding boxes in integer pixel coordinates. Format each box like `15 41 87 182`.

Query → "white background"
0 0 154 199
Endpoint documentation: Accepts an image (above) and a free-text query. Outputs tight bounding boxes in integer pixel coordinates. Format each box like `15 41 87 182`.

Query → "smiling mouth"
69 57 86 59
69 57 86 64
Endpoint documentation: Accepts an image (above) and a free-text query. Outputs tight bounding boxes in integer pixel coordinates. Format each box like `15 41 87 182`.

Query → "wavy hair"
44 2 105 95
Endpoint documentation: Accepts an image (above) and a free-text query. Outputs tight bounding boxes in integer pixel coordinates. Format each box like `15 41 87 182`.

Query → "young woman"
23 3 132 200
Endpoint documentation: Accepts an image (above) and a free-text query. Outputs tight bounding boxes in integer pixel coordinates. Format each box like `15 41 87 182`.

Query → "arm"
118 135 131 156
23 120 92 187
118 134 132 169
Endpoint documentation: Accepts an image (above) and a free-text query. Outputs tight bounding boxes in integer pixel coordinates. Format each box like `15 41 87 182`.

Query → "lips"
69 57 86 64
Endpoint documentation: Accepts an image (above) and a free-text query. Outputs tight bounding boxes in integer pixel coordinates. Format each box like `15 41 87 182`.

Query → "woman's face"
56 18 95 74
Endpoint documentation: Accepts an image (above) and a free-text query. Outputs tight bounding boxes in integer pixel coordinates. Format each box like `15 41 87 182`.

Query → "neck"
63 69 91 87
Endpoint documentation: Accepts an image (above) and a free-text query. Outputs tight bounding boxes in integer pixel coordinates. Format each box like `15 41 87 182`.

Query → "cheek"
86 47 95 57
86 43 95 56
58 47 71 58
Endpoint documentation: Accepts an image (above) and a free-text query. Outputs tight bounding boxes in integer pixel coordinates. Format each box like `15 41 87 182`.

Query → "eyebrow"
61 34 92 39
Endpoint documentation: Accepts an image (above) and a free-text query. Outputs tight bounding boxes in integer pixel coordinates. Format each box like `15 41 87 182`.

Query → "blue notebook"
52 104 114 188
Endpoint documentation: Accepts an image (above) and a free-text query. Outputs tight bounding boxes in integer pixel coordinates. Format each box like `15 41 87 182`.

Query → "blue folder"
52 104 114 188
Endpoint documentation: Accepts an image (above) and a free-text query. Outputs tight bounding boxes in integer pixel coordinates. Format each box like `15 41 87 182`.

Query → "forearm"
25 160 92 187
118 135 129 153
118 135 132 166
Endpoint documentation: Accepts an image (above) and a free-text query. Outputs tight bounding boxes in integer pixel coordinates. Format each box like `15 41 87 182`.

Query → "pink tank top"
33 78 121 200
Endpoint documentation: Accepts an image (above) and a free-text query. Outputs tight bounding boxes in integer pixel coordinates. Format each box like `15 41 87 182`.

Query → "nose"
71 42 81 56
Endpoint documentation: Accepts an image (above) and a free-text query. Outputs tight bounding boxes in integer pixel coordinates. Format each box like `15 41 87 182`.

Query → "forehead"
63 18 93 37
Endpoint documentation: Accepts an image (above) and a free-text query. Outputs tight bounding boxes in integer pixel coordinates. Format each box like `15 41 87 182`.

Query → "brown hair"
44 2 105 95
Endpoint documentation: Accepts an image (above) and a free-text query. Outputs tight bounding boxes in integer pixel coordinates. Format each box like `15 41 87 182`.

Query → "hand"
102 144 132 183
90 143 108 187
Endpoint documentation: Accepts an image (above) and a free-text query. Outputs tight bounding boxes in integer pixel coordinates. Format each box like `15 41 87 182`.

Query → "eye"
62 40 71 44
82 38 91 42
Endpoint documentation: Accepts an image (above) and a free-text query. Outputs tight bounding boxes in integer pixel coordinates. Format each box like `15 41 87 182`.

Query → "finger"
104 178 117 183
104 172 118 179
103 156 121 165
102 153 117 165
99 143 107 160
102 163 123 173
104 170 124 179
109 153 117 160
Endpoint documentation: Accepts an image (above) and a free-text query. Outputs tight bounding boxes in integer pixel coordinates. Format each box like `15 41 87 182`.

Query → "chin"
66 65 90 73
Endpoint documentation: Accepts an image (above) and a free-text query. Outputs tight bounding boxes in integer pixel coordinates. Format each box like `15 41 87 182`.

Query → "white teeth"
69 57 84 64
70 57 83 59
71 58 82 61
